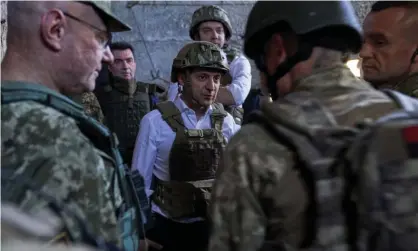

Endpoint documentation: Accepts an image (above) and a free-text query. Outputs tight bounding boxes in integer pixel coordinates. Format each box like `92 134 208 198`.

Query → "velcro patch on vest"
403 125 418 158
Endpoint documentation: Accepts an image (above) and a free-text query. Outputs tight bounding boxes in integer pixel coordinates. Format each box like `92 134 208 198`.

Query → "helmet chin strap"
257 43 313 101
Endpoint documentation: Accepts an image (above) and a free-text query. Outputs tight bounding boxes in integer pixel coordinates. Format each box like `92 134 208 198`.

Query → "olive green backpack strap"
211 103 228 131
156 101 185 132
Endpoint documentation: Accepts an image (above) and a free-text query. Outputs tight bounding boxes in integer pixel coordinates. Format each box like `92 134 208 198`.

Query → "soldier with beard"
167 5 252 125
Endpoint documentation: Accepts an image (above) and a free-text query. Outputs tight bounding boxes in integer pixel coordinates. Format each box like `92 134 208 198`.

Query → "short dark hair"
371 1 417 12
109 41 135 54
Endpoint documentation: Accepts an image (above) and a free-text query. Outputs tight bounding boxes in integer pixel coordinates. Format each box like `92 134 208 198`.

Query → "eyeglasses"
62 11 112 48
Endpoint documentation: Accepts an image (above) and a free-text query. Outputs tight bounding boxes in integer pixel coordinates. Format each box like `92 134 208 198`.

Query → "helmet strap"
258 42 313 101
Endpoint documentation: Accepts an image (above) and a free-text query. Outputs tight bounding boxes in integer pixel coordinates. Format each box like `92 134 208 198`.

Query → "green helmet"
243 1 362 60
189 5 233 40
84 1 131 32
170 41 229 83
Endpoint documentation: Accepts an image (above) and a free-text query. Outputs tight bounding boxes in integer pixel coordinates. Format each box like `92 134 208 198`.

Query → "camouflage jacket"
392 72 418 98
71 92 105 124
1 82 121 246
208 65 399 251
1 203 99 251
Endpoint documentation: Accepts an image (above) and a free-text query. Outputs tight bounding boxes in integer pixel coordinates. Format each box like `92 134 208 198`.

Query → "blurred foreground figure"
1 1 147 250
209 1 418 251
1 202 99 251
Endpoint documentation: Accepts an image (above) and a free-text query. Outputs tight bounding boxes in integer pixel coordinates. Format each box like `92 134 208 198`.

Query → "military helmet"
189 5 233 40
243 1 363 60
171 41 229 83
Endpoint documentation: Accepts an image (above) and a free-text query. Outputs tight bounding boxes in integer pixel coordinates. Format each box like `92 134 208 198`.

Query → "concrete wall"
0 1 375 83
112 1 375 89
1 0 7 61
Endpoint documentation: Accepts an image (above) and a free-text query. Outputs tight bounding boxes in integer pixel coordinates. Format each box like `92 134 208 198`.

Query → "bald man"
1 2 146 250
361 1 418 97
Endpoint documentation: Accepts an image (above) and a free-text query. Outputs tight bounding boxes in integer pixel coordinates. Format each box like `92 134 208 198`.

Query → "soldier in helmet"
167 5 252 125
132 41 240 251
208 1 400 251
1 1 146 250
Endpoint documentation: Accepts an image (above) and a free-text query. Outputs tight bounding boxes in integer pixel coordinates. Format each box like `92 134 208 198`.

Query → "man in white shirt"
132 41 240 251
168 5 252 125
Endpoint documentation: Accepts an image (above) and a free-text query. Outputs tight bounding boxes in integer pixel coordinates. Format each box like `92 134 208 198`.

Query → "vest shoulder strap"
1 82 85 119
156 101 185 132
211 103 227 131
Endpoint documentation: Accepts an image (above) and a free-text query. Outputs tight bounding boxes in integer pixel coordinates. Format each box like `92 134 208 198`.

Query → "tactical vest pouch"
151 177 213 219
154 101 227 219
225 106 244 125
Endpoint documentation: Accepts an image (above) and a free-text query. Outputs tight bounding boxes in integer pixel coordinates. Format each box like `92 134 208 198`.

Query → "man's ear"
177 73 185 86
40 9 66 52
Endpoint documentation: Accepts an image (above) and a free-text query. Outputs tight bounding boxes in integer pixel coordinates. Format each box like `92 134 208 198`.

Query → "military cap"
171 41 229 82
189 5 233 40
83 1 131 32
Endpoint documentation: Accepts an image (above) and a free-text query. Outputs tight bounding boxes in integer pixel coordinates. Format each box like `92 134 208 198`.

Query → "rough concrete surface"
1 0 7 62
112 1 375 89
0 1 375 87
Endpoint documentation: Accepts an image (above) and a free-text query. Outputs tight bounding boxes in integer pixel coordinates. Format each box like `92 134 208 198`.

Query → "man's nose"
360 42 373 59
206 78 216 90
102 46 114 64
211 30 219 39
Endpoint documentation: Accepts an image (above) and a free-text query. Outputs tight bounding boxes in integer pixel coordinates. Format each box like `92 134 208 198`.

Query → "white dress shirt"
167 54 252 106
131 97 240 223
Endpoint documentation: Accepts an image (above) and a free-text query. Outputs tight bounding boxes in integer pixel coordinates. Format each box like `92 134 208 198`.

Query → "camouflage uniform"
390 72 418 98
209 2 400 251
2 82 121 245
72 92 105 124
1 2 144 250
209 66 399 251
1 203 99 251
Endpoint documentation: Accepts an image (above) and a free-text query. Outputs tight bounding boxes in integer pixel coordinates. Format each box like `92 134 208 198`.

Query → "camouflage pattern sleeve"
1 102 120 246
393 73 418 98
71 92 105 123
208 124 308 251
